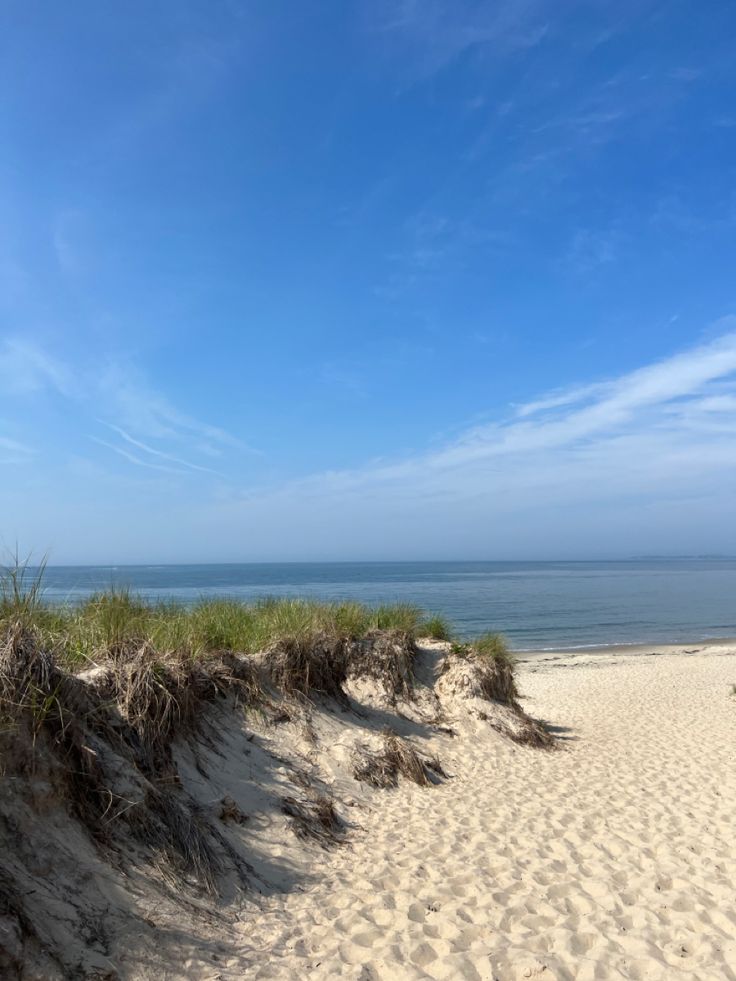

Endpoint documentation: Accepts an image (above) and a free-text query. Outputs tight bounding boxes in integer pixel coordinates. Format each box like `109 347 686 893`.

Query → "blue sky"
2 0 736 562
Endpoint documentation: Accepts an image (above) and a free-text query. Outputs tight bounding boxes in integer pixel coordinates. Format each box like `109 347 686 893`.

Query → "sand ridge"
233 648 736 980
3 641 734 979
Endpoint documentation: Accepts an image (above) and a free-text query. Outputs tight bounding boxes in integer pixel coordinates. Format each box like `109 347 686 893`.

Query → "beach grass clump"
346 629 417 702
0 559 46 623
330 601 372 638
0 620 257 895
99 642 267 772
185 599 259 653
0 564 452 688
420 614 452 641
446 633 519 706
252 597 344 646
0 559 71 655
438 633 555 748
76 588 153 650
439 637 517 706
263 633 350 701
100 644 208 773
281 792 343 847
474 631 514 664
367 603 423 634
353 730 445 789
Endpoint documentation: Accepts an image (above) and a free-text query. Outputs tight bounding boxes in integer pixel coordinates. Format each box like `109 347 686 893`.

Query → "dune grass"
474 631 515 666
422 614 452 641
0 563 465 668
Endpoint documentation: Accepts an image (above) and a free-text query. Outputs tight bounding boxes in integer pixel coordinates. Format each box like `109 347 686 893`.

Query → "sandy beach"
234 642 736 980
3 633 735 980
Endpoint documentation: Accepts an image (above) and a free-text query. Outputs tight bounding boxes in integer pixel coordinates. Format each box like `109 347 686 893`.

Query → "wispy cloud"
0 338 252 477
89 437 188 475
368 0 549 80
103 423 224 475
0 435 33 455
561 227 623 275
235 321 736 516
0 339 73 396
99 361 242 453
52 210 86 277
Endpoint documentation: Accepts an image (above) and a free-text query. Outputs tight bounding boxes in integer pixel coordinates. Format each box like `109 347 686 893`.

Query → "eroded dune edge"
0 625 552 980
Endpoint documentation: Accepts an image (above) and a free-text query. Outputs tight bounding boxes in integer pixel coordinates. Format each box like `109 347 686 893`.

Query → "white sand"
6 642 734 979
233 644 736 980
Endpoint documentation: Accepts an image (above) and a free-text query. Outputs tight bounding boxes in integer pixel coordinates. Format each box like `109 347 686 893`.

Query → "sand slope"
235 647 736 980
3 642 735 979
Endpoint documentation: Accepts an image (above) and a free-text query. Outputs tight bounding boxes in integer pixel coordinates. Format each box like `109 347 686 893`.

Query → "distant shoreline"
516 636 736 663
11 558 736 653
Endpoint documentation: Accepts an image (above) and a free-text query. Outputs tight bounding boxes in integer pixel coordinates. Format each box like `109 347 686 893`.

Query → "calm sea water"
29 560 736 651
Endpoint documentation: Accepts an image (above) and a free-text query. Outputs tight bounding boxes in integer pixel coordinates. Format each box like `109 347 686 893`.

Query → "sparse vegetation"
421 614 452 641
353 729 446 789
0 561 558 976
347 628 417 701
445 633 520 706
0 563 438 668
474 631 515 664
264 633 351 701
281 792 344 846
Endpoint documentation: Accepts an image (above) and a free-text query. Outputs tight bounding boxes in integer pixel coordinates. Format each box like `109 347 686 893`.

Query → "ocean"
28 559 736 651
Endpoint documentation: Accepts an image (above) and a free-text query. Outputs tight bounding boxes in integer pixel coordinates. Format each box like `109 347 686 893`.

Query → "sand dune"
2 639 734 979
235 645 736 980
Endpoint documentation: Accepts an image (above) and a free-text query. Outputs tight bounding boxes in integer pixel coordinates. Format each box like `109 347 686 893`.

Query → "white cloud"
228 323 736 539
369 0 549 79
0 339 73 396
0 338 251 476
103 423 224 475
0 435 33 455
52 210 85 277
98 361 240 451
89 437 186 475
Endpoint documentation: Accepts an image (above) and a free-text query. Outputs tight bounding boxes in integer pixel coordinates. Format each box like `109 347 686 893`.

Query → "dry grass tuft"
219 795 248 824
97 644 265 774
353 729 446 789
346 629 417 702
439 638 556 750
0 623 255 901
264 633 350 702
129 787 227 895
281 793 343 847
445 639 520 707
488 716 556 749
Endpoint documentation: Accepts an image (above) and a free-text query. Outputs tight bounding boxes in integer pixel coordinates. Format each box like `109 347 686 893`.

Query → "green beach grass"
0 563 456 667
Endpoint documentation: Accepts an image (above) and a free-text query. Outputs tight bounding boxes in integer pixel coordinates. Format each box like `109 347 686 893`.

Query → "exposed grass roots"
353 730 446 789
442 637 556 750
447 637 520 707
0 624 256 899
264 633 350 702
0 858 62 980
281 793 343 847
98 644 262 774
346 629 417 702
490 717 556 750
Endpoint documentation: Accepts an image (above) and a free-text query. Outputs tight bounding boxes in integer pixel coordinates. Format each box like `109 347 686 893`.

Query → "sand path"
236 650 736 980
